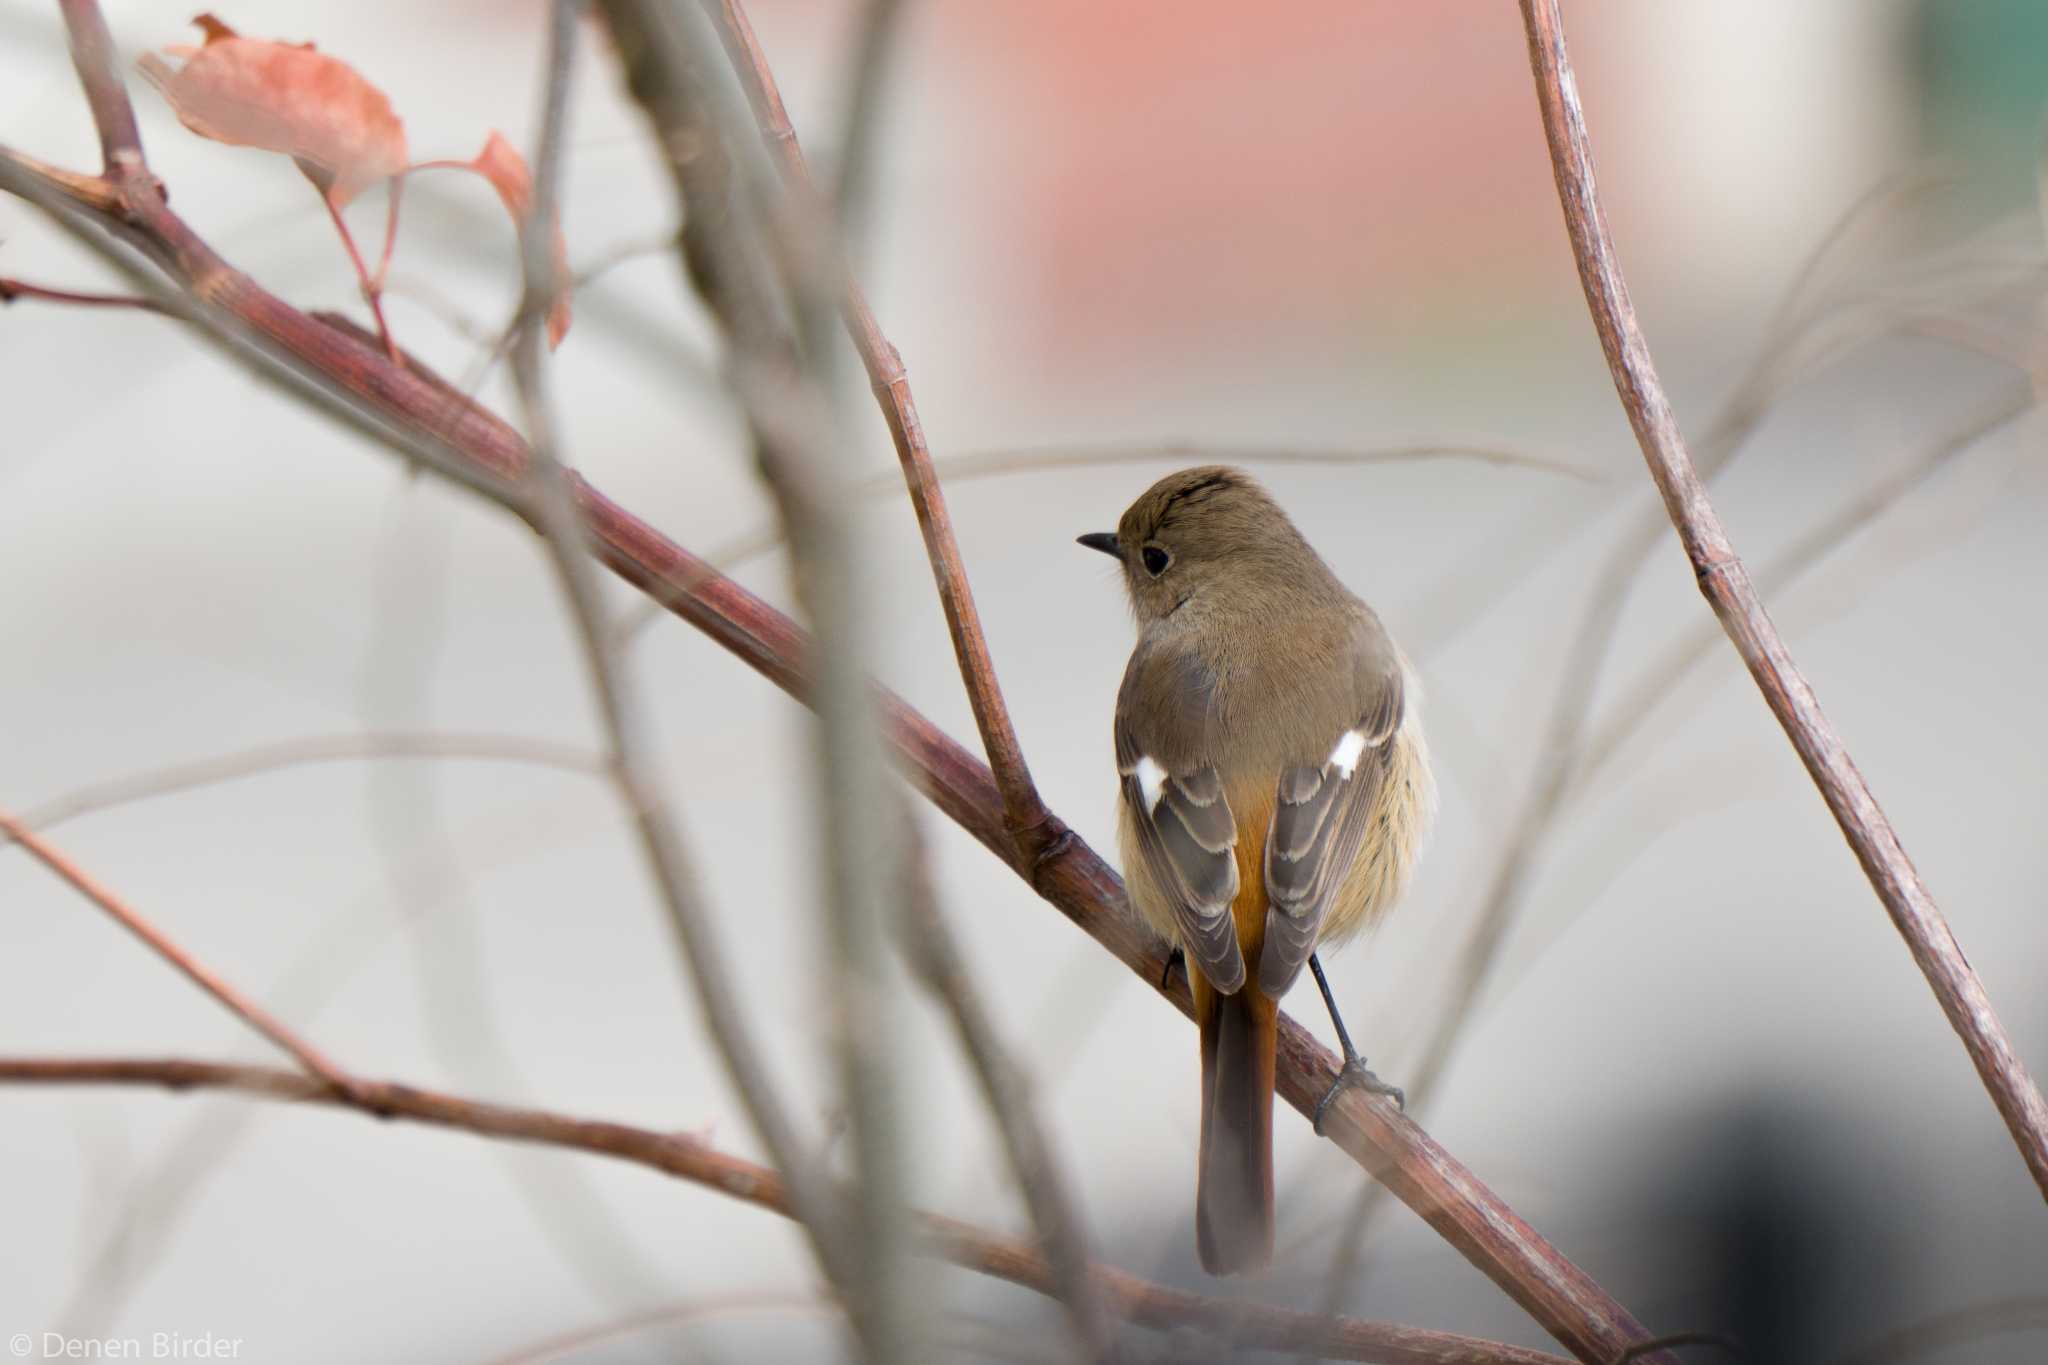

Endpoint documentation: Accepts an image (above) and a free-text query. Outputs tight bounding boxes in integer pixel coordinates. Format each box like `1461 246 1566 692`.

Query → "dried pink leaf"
138 13 408 208
466 132 573 348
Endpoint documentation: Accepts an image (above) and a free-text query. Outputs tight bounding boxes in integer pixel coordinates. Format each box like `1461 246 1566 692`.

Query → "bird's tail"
1195 975 1277 1274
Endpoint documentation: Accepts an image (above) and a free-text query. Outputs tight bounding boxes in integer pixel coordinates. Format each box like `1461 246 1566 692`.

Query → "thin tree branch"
898 817 1116 1360
0 810 357 1095
11 731 605 838
596 5 922 1355
1516 0 2048 1199
618 438 1595 645
699 0 1052 855
55 0 143 179
481 1292 839 1365
501 0 866 1329
1571 390 2035 794
0 1056 1570 1365
0 275 166 310
1308 183 2048 1329
828 0 912 259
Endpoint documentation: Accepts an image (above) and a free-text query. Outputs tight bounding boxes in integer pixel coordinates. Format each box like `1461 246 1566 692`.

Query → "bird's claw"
1158 946 1184 991
1313 1056 1404 1134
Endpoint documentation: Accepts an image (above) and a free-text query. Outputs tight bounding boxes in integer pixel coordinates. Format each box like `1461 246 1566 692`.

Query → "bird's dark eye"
1141 545 1171 577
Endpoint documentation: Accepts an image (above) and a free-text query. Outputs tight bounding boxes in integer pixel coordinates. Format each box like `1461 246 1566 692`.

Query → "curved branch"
1516 0 2048 1201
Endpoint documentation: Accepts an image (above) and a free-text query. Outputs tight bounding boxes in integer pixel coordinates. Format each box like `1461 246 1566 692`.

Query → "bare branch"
0 810 356 1094
12 731 604 838
56 0 144 179
480 1292 839 1365
596 3 923 1354
503 0 866 1327
619 438 1595 645
700 0 1052 855
1308 183 2048 1328
1516 0 2048 1199
1571 391 2035 794
828 0 912 258
0 276 166 310
898 818 1116 1359
0 1056 1572 1365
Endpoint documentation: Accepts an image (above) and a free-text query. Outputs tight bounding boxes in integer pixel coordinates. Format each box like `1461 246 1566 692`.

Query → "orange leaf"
466 132 573 348
138 13 408 208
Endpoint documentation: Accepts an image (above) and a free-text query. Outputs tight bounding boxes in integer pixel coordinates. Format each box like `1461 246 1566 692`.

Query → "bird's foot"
1158 946 1184 991
1313 1056 1404 1134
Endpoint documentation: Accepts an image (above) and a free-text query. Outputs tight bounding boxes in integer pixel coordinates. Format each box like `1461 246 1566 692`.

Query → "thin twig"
898 816 1117 1360
0 276 166 310
504 0 864 1326
598 4 919 1354
1307 181 2048 1326
12 731 605 838
619 438 1594 644
1571 390 2035 794
56 0 143 179
829 0 912 260
701 0 1052 856
0 1056 1571 1365
480 1292 839 1365
352 508 677 1315
0 810 356 1095
1517 0 2048 1199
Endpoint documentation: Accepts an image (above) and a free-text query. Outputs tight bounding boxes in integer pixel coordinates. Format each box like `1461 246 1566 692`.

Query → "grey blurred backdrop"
3 1 2046 1361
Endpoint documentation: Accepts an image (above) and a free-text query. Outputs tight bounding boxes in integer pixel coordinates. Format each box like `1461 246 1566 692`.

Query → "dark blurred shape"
1663 1104 1839 1363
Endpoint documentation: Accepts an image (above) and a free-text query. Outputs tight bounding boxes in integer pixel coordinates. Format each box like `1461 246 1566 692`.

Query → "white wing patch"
1327 729 1369 778
1132 756 1169 814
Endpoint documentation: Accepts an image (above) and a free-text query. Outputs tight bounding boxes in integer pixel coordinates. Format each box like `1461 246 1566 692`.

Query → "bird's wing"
1116 646 1245 994
1259 647 1403 997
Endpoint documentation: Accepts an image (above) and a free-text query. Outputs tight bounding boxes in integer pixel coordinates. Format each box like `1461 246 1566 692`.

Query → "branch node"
1024 821 1077 891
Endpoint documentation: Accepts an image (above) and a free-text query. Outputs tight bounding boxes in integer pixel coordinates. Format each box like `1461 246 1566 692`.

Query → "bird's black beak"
1076 532 1122 561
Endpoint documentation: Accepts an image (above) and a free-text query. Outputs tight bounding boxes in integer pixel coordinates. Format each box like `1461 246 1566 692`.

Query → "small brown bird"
1080 467 1435 1275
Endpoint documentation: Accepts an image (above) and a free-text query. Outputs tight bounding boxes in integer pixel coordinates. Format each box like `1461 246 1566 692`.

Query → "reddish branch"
0 276 165 310
700 0 1052 855
0 1056 1569 1365
0 4 1681 1360
0 809 359 1097
1515 0 2048 1203
57 0 144 177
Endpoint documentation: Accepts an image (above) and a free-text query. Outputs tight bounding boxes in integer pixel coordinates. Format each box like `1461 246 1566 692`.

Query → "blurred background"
4 0 2046 1360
